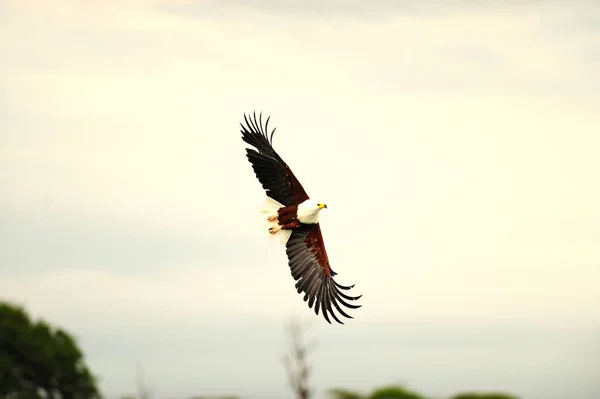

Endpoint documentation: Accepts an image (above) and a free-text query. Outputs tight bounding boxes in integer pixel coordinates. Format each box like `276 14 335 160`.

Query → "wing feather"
240 112 310 206
285 224 362 324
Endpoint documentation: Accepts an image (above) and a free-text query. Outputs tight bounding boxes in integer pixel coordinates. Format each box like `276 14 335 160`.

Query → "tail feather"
261 197 293 245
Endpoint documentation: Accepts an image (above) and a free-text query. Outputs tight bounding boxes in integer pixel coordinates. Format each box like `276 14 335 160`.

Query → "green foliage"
0 300 101 399
330 385 521 399
328 385 426 399
450 394 520 399
368 385 426 399
328 387 365 399
188 396 239 399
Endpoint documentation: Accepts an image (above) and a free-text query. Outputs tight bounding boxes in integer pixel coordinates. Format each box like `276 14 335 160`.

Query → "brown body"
277 205 302 230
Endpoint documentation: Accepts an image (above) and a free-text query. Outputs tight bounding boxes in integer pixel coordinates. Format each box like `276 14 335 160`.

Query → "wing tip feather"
284 226 362 325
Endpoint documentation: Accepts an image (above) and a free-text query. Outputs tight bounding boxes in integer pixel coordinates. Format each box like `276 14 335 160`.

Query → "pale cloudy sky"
1 0 599 398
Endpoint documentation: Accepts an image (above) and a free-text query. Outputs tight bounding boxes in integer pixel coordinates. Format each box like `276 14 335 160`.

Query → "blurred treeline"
0 300 520 399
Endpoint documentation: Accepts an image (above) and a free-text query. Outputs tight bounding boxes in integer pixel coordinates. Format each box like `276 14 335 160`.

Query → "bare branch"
282 317 316 399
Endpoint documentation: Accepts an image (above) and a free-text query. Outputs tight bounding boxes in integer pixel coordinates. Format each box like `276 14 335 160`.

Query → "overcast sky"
1 1 599 398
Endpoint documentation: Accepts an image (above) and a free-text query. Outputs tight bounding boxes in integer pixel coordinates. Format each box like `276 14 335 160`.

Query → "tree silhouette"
327 388 364 399
0 300 100 398
369 385 426 399
328 384 425 399
449 394 520 399
328 385 521 399
282 318 316 399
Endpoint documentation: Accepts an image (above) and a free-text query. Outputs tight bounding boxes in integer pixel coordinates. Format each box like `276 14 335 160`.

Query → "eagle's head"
297 199 327 224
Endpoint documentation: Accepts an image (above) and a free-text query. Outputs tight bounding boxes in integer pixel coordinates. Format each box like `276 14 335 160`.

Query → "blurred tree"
450 393 520 399
369 385 426 399
188 396 239 399
328 385 425 399
328 386 521 399
0 300 101 398
282 318 316 399
135 363 153 399
327 388 364 399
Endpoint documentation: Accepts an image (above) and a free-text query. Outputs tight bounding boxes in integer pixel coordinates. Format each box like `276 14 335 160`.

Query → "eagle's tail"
260 196 292 245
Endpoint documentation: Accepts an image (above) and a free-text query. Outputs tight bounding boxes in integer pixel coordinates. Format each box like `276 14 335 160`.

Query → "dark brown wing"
285 224 362 324
240 112 310 206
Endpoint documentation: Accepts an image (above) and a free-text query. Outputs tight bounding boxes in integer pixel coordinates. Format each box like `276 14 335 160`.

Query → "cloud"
154 0 600 95
159 0 427 19
1 0 599 324
0 264 301 324
158 0 531 19
0 209 266 275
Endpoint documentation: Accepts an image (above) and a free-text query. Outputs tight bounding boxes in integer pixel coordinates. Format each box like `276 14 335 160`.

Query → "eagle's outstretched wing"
286 224 362 324
240 112 310 206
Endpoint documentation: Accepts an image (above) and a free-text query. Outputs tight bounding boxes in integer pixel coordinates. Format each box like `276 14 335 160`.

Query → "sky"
1 0 599 398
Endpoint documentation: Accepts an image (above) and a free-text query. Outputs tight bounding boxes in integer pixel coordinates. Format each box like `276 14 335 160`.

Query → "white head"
302 199 328 211
297 199 327 224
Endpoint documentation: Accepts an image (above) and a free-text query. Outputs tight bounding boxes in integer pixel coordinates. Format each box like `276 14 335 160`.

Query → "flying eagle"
240 112 362 324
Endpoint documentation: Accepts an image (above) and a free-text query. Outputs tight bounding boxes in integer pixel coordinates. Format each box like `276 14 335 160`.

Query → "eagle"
240 112 362 324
